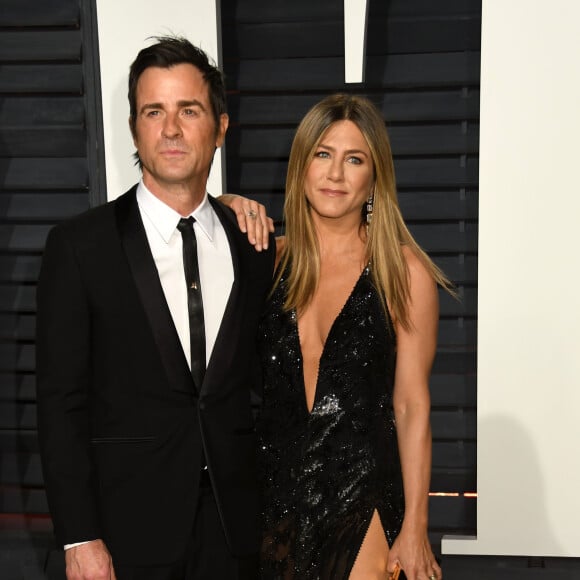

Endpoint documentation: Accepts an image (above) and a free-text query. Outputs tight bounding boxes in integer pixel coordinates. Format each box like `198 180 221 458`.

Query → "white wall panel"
96 0 224 199
443 0 580 557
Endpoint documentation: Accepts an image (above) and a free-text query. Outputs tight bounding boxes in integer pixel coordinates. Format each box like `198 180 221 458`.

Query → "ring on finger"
429 575 437 580
247 209 257 219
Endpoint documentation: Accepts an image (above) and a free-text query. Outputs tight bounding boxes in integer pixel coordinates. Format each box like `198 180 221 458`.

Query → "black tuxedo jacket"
36 186 275 565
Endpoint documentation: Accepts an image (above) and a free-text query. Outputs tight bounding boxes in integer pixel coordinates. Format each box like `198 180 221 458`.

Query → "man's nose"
162 112 182 138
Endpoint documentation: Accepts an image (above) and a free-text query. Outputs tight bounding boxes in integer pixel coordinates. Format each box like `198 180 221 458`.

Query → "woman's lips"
319 188 347 197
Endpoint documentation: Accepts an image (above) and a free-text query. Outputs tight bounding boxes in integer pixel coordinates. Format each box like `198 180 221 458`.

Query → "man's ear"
216 113 229 148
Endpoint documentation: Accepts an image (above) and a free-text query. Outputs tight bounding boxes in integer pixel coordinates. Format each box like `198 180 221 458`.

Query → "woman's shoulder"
401 244 437 296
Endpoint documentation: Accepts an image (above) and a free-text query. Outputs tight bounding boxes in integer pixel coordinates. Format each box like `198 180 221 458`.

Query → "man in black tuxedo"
36 37 274 580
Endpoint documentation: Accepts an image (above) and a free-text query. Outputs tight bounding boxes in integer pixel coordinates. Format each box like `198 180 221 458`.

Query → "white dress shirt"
64 183 233 549
136 181 234 368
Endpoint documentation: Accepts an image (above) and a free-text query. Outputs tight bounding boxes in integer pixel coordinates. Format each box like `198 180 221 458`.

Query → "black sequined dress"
257 267 404 580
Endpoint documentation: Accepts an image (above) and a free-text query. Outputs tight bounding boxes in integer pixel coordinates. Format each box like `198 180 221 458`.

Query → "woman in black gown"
257 95 449 580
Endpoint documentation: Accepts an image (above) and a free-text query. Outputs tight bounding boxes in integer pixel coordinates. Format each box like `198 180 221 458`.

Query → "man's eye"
146 110 160 117
183 108 198 116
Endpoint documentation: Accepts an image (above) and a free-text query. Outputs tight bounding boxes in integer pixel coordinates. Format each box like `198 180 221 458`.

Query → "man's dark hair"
128 35 227 137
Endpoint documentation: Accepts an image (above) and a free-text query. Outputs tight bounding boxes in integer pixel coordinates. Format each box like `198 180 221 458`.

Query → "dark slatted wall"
0 0 105 554
222 0 480 548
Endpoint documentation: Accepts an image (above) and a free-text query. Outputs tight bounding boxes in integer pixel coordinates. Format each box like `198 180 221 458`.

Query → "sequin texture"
257 268 404 579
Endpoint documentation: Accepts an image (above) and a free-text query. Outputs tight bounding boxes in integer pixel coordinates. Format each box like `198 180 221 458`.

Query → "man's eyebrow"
139 99 206 114
177 99 206 110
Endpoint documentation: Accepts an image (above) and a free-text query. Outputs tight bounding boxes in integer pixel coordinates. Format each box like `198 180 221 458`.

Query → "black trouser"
115 472 259 580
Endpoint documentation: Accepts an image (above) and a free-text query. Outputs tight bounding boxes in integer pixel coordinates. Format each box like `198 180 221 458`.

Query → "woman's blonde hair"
277 93 453 330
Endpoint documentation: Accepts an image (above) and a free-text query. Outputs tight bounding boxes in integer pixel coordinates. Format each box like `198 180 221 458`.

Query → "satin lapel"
115 188 194 394
203 198 245 393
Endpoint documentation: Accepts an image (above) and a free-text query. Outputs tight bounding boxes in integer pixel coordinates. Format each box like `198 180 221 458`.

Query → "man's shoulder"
207 194 236 227
208 195 275 273
51 187 137 240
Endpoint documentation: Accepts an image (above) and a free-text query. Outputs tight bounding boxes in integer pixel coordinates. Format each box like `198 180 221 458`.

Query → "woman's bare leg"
349 510 390 580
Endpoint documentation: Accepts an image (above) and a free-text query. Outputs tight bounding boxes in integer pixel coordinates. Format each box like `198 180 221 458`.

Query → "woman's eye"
315 151 330 159
347 156 362 165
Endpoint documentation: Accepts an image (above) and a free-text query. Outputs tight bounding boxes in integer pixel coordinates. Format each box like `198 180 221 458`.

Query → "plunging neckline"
294 267 369 416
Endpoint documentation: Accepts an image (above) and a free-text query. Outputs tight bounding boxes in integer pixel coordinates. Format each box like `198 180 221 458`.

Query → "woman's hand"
219 194 274 251
387 527 442 580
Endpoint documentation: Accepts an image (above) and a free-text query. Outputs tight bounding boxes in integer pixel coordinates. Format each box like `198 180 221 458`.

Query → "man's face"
131 63 228 197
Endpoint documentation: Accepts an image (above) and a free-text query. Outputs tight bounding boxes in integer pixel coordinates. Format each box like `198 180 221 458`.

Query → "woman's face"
304 120 374 226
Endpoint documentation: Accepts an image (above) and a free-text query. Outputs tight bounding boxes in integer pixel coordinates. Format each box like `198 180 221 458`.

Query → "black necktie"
176 217 206 390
